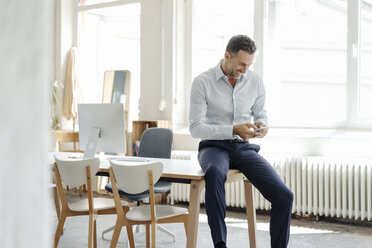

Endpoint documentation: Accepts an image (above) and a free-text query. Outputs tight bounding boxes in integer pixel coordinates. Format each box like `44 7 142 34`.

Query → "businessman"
189 35 293 248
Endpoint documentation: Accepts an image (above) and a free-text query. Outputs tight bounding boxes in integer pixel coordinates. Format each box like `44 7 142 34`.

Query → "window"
192 0 254 78
360 0 372 118
264 0 347 127
181 0 372 129
78 2 141 129
180 0 254 127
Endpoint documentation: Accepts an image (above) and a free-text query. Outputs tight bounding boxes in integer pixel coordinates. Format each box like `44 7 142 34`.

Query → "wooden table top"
51 152 241 181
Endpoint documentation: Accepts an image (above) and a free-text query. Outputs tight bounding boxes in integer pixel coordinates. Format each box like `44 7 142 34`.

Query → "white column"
0 0 52 247
139 0 175 120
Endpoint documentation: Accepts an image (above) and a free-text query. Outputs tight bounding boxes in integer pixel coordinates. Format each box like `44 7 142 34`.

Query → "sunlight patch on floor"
198 213 336 234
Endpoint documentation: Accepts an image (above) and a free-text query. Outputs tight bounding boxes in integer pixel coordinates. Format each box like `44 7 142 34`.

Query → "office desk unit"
51 152 257 248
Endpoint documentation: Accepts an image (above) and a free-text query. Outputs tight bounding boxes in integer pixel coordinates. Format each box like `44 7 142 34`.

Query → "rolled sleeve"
251 76 268 126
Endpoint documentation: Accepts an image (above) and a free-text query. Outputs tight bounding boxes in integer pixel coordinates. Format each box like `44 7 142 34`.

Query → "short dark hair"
226 35 256 56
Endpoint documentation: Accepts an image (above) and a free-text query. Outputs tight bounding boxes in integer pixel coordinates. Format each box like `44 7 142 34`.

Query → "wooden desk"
51 152 257 248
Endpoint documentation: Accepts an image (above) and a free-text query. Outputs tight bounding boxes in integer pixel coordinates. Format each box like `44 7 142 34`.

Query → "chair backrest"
55 156 100 188
54 131 81 152
138 128 173 159
110 160 163 194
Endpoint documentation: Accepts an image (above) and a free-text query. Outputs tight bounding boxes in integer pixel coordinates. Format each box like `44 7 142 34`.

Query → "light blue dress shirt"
189 60 268 140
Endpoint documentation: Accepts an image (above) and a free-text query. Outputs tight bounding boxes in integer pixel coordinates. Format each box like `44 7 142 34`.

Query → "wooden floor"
51 191 372 248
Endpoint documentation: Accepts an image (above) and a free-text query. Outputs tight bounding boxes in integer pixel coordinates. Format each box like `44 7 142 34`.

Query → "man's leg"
232 143 294 248
198 141 231 247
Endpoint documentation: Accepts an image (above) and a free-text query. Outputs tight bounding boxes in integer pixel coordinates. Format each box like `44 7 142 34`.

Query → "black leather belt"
207 139 247 143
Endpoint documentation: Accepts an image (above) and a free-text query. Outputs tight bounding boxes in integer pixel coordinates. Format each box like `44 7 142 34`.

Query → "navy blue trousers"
198 140 293 248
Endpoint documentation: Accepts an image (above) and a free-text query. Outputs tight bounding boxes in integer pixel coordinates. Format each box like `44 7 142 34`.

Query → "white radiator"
170 151 372 221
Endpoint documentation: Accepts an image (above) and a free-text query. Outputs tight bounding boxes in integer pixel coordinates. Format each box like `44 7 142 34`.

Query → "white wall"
0 0 52 247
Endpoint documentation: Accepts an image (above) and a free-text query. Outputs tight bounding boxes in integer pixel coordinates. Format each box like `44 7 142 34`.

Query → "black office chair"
102 128 175 241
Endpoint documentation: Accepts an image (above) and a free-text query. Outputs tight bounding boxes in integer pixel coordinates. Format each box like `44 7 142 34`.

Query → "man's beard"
228 63 242 79
229 69 242 79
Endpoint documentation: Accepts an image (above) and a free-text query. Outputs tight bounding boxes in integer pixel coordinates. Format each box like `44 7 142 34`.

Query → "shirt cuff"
255 119 268 127
223 125 234 139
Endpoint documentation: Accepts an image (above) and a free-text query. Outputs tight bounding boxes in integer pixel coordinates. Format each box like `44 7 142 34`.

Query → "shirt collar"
215 59 247 82
215 59 226 81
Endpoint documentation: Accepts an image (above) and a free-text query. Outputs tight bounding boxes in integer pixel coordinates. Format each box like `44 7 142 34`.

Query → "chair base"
102 226 130 248
157 225 176 242
102 224 176 242
102 225 115 240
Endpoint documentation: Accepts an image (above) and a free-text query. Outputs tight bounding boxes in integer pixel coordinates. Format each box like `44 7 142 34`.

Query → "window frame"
178 0 372 130
348 0 372 127
75 0 141 129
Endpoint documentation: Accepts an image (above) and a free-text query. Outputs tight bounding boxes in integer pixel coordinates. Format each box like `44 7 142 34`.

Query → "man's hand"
255 121 268 138
233 123 260 140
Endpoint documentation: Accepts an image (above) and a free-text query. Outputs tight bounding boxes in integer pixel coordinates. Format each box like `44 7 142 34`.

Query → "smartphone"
255 126 268 132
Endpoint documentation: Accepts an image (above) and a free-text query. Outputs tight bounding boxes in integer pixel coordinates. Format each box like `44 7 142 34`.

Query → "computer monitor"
78 103 126 159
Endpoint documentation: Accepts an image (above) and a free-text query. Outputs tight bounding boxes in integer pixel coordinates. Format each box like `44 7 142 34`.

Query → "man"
189 35 293 248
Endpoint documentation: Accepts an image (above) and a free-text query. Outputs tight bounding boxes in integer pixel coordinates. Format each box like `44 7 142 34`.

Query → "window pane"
360 0 372 117
78 3 141 128
265 0 347 126
193 0 254 78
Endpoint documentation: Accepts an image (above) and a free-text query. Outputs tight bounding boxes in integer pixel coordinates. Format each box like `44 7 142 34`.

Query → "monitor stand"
83 127 101 159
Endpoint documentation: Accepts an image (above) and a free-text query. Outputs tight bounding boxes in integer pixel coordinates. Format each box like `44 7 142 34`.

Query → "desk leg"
244 180 257 248
186 179 204 248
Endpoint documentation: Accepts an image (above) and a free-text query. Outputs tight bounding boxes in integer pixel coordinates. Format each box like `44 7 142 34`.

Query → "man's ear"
224 52 230 60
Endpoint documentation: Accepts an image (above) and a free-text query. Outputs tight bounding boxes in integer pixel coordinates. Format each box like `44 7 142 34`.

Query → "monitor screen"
78 103 126 157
